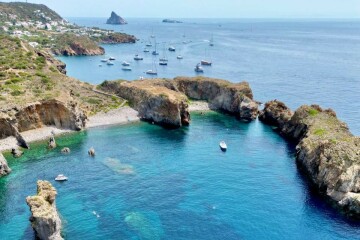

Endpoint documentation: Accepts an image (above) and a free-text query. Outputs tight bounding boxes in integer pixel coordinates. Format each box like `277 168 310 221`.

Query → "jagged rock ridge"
106 11 127 25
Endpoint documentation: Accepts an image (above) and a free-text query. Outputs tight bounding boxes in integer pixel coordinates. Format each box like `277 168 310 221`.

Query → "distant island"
106 11 127 25
162 19 183 23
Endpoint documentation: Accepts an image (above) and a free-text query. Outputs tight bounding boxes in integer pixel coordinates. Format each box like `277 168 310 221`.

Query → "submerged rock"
260 100 360 218
103 158 135 175
11 148 23 158
106 11 127 25
124 211 163 240
26 180 63 240
0 153 11 177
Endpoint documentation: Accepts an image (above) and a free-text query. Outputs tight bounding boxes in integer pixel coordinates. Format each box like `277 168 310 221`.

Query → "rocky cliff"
260 100 360 218
100 79 190 128
106 11 127 25
174 77 259 120
26 180 63 240
0 153 11 177
53 34 105 56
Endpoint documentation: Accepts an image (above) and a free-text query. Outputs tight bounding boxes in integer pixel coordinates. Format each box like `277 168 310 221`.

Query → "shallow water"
58 18 360 135
1 112 360 239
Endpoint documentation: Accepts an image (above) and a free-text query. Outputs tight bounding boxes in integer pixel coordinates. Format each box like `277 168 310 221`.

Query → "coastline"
0 102 211 152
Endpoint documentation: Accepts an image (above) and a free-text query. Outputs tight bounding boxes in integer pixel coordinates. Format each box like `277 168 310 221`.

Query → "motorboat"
107 61 115 65
194 63 204 73
146 43 152 47
177 55 183 59
109 57 116 60
159 61 167 66
134 54 143 61
101 59 108 62
122 67 132 71
122 61 130 66
219 141 227 151
143 48 150 53
159 58 168 62
146 70 157 75
152 51 159 55
55 174 68 181
201 60 212 66
168 46 176 52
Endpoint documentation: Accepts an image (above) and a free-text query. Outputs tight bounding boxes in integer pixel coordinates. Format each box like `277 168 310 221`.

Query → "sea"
0 18 360 240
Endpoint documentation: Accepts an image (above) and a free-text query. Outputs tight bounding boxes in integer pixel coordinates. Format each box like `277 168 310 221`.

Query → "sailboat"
134 54 143 61
146 38 152 47
146 61 158 75
150 28 155 38
194 63 204 73
209 34 214 47
152 38 159 55
159 44 168 65
201 48 212 66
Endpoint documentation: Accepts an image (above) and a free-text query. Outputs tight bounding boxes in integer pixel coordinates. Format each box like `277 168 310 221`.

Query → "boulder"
0 153 11 177
48 136 56 149
26 180 63 240
88 147 95 157
11 148 23 158
61 147 70 154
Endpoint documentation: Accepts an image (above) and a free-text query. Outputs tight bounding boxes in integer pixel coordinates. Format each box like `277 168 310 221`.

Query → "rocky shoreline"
259 100 360 217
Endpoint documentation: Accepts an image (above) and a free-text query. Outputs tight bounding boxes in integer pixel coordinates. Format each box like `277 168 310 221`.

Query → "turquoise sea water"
58 18 360 135
1 19 360 239
1 112 360 239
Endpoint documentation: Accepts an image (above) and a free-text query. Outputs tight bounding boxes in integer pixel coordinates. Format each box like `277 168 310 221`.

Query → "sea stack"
26 180 63 240
106 11 127 25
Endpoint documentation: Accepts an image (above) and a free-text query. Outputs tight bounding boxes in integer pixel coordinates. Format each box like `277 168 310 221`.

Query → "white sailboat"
209 34 214 47
201 48 212 66
146 61 158 75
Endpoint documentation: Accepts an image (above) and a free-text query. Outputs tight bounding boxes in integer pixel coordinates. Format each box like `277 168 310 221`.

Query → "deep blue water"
58 18 360 135
1 113 360 240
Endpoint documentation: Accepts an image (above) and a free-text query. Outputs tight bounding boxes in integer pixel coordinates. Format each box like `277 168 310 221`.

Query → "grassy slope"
0 35 124 115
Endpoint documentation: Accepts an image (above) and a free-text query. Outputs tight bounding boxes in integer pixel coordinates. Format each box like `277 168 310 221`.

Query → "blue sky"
4 0 360 18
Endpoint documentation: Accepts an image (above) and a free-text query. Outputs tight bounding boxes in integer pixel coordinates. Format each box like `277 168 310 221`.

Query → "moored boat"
55 174 68 181
201 60 212 66
101 59 108 62
177 55 183 59
107 61 115 65
122 61 130 66
146 69 157 75
168 46 176 52
219 141 227 151
194 63 204 73
109 57 116 60
134 54 143 61
122 67 132 71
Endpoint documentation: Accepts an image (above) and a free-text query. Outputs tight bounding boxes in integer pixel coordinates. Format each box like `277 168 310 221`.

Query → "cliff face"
26 180 63 240
0 153 11 177
174 77 258 121
100 80 190 128
106 11 127 25
260 100 360 217
0 100 87 148
53 34 105 56
100 33 136 44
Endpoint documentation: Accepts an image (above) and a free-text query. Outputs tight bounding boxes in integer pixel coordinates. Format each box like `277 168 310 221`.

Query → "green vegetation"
314 128 326 136
308 108 319 116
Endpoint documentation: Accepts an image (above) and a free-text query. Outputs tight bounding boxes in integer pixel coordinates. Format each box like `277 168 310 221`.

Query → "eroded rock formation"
260 100 360 217
174 77 259 120
0 153 11 176
100 80 190 128
26 180 63 240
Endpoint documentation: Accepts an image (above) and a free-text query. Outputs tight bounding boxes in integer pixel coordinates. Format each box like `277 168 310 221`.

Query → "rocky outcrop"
174 77 258 121
0 100 87 147
100 79 190 128
260 100 360 218
36 50 67 74
100 32 136 44
52 44 105 56
48 136 56 149
11 148 23 158
0 153 11 177
106 11 127 25
88 147 95 157
26 180 63 240
15 99 86 132
162 19 183 23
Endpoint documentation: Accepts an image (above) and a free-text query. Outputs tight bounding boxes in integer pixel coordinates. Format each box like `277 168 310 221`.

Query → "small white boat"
219 141 227 151
134 54 143 61
152 51 159 56
159 61 167 66
55 174 68 181
146 70 157 75
107 61 114 65
177 55 183 59
122 67 132 71
159 58 168 62
201 60 212 66
143 48 150 53
194 63 204 73
122 61 131 66
146 43 152 47
168 46 176 52
100 59 107 62
109 57 116 60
